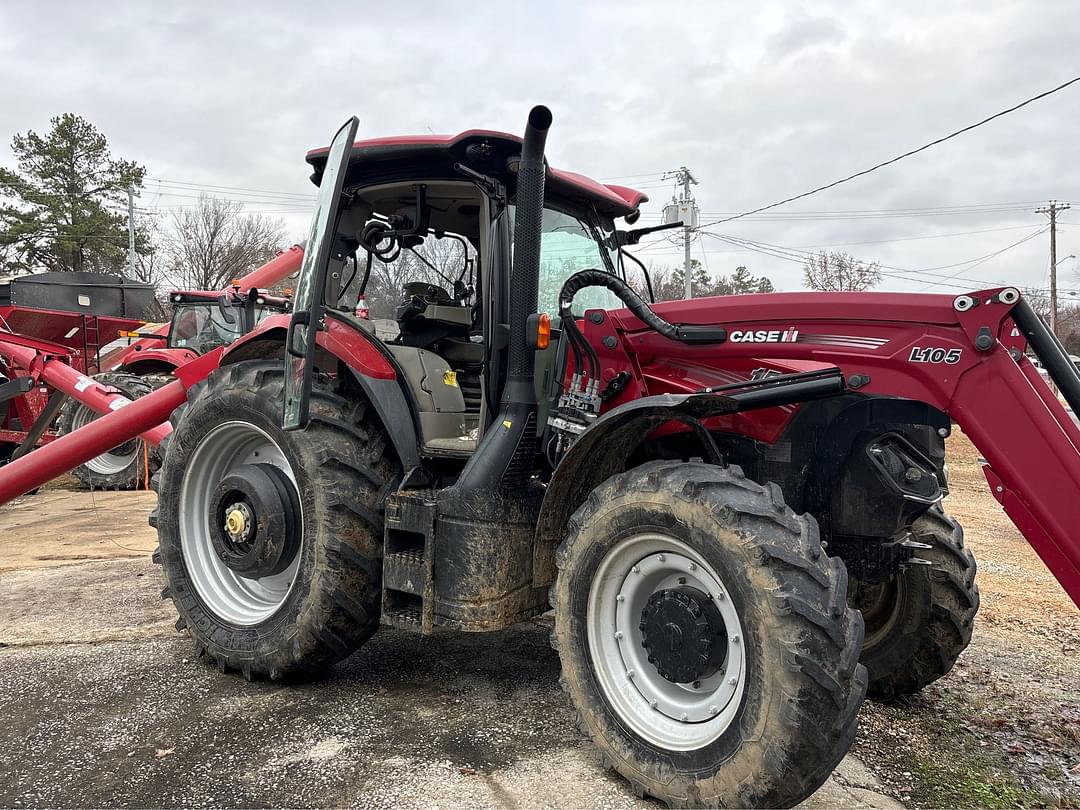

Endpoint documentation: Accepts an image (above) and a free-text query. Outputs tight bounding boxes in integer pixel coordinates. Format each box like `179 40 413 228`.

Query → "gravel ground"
0 428 1076 808
0 556 897 809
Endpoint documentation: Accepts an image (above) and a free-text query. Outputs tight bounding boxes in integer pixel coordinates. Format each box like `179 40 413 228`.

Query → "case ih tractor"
56 246 302 489
5 107 1079 807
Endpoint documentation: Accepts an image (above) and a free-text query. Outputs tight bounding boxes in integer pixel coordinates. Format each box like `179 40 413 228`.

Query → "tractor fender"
534 391 738 584
219 313 422 472
109 348 193 375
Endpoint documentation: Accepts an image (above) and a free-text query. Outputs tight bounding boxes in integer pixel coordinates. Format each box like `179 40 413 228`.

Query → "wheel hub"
640 586 728 683
208 463 300 577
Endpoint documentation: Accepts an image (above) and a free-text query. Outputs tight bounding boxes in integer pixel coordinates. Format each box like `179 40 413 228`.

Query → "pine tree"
0 114 145 274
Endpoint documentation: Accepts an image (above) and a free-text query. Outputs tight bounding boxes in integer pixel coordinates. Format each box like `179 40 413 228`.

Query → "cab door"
283 117 358 430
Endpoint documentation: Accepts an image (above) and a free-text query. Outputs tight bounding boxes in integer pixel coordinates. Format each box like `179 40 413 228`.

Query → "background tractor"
57 107 1069 807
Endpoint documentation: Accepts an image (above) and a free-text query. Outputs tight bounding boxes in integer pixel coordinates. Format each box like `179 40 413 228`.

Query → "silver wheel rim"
70 403 139 476
179 421 302 625
586 533 747 751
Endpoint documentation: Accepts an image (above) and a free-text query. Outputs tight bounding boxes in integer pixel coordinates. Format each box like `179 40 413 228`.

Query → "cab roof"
305 130 647 219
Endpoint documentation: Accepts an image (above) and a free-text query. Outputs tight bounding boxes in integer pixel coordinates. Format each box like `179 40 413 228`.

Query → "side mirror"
217 294 238 325
286 311 310 358
616 220 684 247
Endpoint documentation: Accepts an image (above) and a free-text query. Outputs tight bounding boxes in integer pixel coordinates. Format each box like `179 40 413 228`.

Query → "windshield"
510 205 621 317
168 303 242 352
167 302 279 351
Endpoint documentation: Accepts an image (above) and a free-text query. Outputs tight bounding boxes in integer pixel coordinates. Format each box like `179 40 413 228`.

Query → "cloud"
0 0 1076 293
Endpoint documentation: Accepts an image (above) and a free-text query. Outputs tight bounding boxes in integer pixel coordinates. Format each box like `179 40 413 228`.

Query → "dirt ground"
0 430 1077 808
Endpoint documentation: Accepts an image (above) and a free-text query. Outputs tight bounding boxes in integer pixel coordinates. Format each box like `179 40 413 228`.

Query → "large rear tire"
151 360 399 679
848 508 979 700
552 461 866 808
59 371 158 490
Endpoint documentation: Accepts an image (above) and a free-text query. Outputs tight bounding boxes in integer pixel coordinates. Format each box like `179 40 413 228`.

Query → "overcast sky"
2 1 1077 296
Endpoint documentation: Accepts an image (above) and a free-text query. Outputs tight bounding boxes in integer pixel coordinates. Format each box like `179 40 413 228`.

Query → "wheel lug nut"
627 670 635 680
614 631 623 640
679 713 688 722
729 676 737 685
715 592 725 601
692 681 701 689
616 594 625 602
657 554 665 562
731 635 740 644
631 566 640 574
649 699 658 708
689 562 697 571
709 705 719 715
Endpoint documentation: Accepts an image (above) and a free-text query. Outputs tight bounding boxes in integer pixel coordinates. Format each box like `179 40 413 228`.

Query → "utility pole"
661 168 699 298
1036 200 1070 336
127 185 137 277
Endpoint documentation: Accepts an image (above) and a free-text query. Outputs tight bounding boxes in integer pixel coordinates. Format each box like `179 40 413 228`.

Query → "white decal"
729 327 800 344
909 347 962 364
73 376 94 392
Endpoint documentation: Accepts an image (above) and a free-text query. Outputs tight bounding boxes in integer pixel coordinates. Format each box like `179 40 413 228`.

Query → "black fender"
533 392 738 584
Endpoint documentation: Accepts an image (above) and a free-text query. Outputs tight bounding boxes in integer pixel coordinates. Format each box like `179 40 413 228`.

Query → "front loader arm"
593 287 1080 606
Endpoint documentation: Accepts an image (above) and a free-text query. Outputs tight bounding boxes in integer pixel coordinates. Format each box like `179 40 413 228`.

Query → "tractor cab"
166 287 290 354
287 124 648 460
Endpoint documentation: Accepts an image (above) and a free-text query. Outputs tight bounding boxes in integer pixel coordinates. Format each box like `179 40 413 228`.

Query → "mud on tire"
59 371 159 490
849 507 979 700
150 360 400 679
551 460 867 809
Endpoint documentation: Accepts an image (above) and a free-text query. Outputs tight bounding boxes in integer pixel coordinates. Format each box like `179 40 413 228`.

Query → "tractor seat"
395 282 471 348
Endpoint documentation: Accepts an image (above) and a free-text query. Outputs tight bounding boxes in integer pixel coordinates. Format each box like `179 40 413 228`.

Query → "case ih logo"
729 328 800 344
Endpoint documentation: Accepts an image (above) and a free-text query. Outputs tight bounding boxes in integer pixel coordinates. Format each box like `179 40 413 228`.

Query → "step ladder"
81 315 102 374
382 489 437 634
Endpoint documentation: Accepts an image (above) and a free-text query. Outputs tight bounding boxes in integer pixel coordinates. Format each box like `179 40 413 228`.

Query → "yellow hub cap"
225 508 247 537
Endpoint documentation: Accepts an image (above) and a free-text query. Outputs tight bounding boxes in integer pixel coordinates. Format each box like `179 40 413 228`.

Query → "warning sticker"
73 376 94 392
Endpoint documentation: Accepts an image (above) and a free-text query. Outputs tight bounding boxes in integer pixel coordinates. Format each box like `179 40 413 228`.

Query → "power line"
146 177 315 200
695 227 1048 291
694 74 1080 230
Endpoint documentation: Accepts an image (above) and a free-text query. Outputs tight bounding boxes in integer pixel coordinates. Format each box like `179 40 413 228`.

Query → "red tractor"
56 246 302 489
9 108 1072 807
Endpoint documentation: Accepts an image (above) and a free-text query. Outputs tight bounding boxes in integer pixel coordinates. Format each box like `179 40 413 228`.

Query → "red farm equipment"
2 107 1079 807
2 246 303 490
0 271 157 478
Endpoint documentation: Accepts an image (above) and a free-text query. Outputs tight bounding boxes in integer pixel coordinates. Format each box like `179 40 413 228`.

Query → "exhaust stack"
453 105 552 492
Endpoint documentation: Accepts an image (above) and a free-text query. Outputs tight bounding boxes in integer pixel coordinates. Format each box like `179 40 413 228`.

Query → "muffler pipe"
453 105 552 492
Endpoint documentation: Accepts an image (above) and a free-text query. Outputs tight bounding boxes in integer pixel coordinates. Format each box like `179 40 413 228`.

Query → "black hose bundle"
557 268 727 347
358 220 402 263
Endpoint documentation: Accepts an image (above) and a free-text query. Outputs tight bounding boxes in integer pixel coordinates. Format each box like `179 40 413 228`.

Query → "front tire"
848 508 979 700
151 360 399 679
552 461 866 808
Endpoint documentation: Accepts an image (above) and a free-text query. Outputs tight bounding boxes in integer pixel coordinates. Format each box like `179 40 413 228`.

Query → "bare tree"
803 250 882 292
165 195 286 291
362 234 472 319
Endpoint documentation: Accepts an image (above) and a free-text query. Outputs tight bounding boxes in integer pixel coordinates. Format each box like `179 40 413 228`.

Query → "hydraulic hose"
557 269 727 345
619 248 655 303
